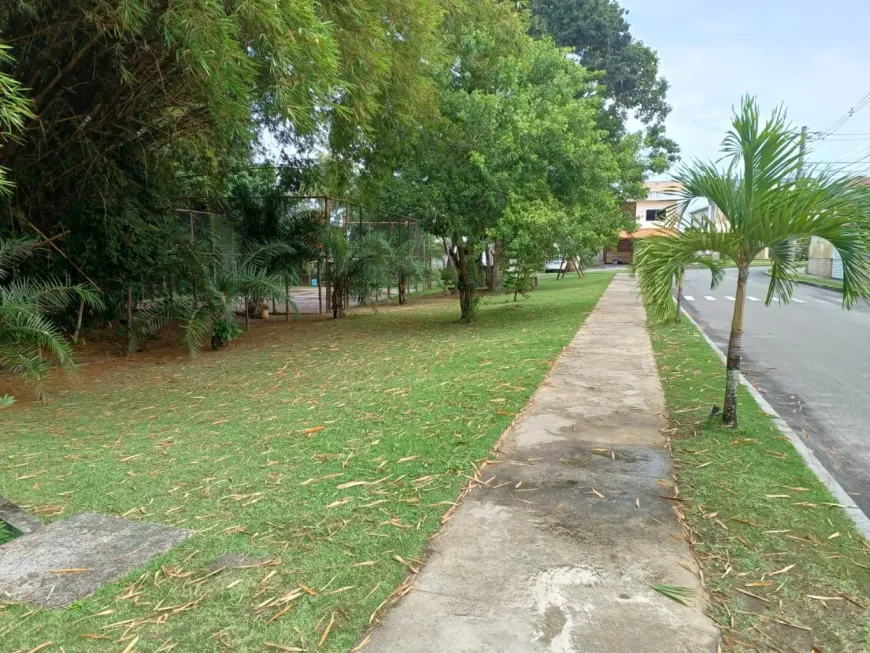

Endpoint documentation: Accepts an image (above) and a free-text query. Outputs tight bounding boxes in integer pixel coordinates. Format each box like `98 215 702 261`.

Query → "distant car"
543 259 565 272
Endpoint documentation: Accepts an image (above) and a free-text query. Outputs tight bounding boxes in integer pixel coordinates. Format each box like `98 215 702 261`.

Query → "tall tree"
530 0 678 171
365 25 644 320
0 0 461 309
634 97 870 426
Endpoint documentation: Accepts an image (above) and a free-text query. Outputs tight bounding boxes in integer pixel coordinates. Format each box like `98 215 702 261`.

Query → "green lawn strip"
0 273 613 652
763 267 850 293
647 313 870 651
687 258 772 270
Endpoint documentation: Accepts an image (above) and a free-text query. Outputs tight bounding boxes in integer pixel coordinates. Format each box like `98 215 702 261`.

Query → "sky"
620 0 870 175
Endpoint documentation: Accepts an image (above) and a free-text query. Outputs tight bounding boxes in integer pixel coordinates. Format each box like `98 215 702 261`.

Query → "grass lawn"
0 273 613 653
792 271 843 291
648 313 870 651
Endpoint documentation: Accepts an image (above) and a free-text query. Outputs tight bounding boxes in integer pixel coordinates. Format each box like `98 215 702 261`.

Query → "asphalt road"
681 267 870 518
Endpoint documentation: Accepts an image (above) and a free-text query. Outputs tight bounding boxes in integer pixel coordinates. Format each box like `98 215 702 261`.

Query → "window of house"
645 209 662 221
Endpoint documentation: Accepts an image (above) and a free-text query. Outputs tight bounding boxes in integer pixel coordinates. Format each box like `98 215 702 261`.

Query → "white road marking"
792 298 806 303
747 296 760 302
704 295 716 301
725 296 735 301
684 295 694 301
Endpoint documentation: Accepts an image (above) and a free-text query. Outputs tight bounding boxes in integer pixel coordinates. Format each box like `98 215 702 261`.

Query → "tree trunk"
285 281 290 321
722 266 749 426
332 282 344 318
485 246 494 289
244 295 250 330
398 278 406 305
72 298 85 344
442 237 454 268
675 267 684 322
491 240 502 291
450 238 473 322
557 257 566 280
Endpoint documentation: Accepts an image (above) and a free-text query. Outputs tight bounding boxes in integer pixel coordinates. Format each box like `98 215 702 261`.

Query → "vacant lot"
0 274 612 653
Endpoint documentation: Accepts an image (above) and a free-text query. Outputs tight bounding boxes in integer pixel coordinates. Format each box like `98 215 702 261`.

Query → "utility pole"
798 126 809 272
798 125 808 178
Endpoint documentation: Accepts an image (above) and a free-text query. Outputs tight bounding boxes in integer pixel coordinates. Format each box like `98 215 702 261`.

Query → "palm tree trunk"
72 298 85 344
723 266 749 426
675 267 684 322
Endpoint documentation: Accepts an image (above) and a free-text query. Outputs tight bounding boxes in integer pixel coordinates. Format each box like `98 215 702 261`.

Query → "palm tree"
635 96 870 426
129 237 293 354
1 237 103 394
634 238 726 322
389 238 426 305
325 231 391 318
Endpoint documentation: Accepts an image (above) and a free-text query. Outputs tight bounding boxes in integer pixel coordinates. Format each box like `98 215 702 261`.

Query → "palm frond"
128 298 187 354
0 341 50 387
634 235 727 322
241 241 296 269
2 278 104 314
650 584 695 606
765 237 798 305
237 267 287 302
181 304 214 357
0 237 37 280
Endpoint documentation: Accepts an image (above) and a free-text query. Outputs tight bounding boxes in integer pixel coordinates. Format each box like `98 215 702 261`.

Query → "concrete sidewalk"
365 276 719 653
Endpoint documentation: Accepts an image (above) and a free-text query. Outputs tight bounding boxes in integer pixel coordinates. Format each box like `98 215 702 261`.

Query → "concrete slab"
0 512 188 608
365 276 720 653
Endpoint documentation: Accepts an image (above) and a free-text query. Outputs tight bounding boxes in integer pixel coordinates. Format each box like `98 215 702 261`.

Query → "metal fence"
176 195 433 315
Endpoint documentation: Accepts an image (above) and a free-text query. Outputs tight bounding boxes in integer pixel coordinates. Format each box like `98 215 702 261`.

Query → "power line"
807 146 870 173
813 90 870 141
809 136 870 142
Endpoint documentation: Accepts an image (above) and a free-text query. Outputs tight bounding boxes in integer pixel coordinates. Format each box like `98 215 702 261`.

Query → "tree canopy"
530 0 678 171
361 27 641 319
0 0 660 389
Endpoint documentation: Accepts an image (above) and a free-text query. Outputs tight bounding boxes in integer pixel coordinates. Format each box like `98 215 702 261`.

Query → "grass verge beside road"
780 270 844 292
0 273 613 653
648 313 870 651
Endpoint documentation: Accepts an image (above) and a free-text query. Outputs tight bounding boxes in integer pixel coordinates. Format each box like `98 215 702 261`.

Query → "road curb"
679 307 870 541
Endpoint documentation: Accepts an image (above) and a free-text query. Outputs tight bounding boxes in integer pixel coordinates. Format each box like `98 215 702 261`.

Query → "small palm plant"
389 238 426 305
129 237 293 354
1 237 103 394
326 231 392 318
634 237 726 321
634 96 870 426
